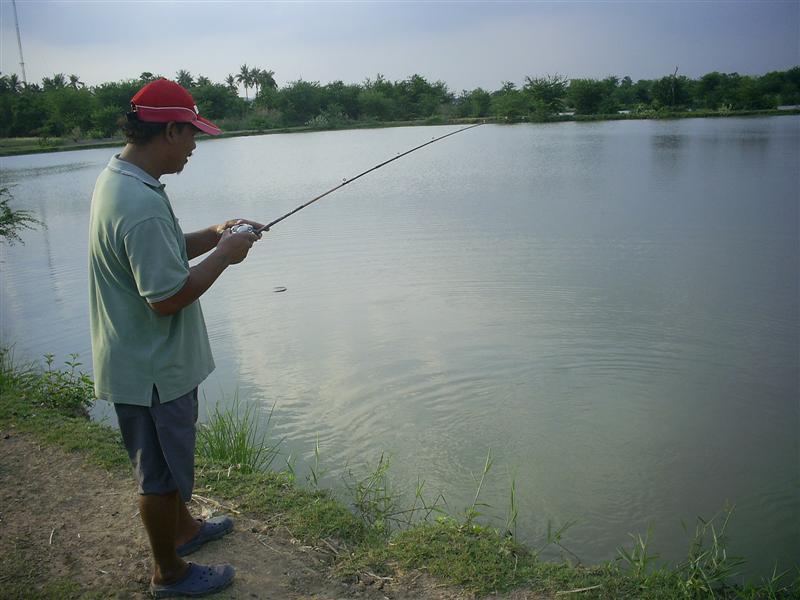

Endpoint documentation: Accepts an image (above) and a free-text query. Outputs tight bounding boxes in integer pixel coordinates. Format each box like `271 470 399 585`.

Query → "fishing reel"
230 223 256 234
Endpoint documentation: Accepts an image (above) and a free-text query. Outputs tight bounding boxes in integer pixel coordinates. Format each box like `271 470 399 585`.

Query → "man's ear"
164 121 179 142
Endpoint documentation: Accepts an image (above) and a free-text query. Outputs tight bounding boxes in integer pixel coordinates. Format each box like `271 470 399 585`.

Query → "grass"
197 391 281 472
1 348 798 599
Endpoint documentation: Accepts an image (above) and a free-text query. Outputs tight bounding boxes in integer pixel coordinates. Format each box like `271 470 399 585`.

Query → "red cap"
130 78 221 136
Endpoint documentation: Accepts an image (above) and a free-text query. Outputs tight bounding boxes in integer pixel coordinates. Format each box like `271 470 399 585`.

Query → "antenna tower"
11 0 27 84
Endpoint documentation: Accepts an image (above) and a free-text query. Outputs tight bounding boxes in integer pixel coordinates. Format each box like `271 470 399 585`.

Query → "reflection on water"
1 118 797 576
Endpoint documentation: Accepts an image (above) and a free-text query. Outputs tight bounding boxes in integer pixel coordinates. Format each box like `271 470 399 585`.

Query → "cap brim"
192 116 221 136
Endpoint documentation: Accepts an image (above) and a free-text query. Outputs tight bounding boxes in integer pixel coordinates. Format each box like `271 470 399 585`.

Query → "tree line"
1 65 798 139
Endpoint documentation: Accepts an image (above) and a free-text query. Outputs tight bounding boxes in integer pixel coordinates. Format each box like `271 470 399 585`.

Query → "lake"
1 117 798 577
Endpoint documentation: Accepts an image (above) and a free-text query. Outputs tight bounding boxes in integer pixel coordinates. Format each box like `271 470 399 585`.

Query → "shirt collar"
107 154 165 190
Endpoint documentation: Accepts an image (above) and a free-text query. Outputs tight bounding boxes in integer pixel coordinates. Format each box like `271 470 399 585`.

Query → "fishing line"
231 122 483 235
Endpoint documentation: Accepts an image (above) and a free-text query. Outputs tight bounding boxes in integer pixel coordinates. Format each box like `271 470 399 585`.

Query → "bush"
34 353 95 417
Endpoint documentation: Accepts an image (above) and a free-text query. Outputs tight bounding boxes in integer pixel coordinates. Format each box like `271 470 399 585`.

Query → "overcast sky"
1 1 798 93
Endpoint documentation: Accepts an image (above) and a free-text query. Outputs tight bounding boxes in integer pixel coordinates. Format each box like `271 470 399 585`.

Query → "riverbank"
0 351 797 599
1 109 797 158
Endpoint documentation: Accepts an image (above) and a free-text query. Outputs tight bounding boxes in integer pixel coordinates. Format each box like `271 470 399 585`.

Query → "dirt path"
0 430 489 599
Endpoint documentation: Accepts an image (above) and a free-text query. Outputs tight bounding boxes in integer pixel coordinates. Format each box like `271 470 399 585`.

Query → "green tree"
491 82 528 121
632 79 653 105
68 74 84 89
253 69 277 101
652 73 691 108
90 105 123 137
237 64 251 100
176 70 194 89
5 73 23 93
258 69 277 90
736 75 772 109
195 75 211 87
456 88 491 118
360 74 396 120
695 71 744 109
523 74 568 114
7 87 47 135
780 66 800 104
358 88 394 121
567 78 606 114
278 79 324 125
392 74 452 119
323 80 361 119
42 73 67 90
93 80 141 112
614 76 636 108
192 83 244 120
43 86 94 136
225 74 237 92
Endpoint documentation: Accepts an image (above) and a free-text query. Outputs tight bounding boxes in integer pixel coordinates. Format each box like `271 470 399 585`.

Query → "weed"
505 476 519 541
677 506 745 597
343 453 448 536
36 353 95 417
0 186 42 244
197 392 281 473
344 453 401 535
617 525 660 579
532 518 580 565
306 434 327 489
465 448 494 525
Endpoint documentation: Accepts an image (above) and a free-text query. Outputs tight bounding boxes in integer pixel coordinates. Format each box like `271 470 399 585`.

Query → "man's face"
167 123 198 174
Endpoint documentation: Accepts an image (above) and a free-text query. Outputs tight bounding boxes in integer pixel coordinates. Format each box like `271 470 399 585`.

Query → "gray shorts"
114 387 199 502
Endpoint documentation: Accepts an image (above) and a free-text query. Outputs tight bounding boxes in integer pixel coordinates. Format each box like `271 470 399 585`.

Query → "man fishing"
88 78 262 598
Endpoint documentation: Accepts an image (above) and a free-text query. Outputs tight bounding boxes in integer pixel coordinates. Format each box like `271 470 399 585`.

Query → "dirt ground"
0 430 547 599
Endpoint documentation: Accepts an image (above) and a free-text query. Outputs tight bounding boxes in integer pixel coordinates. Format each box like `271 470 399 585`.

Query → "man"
88 78 262 597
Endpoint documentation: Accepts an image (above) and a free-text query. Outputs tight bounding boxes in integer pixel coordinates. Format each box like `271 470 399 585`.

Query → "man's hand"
216 227 258 265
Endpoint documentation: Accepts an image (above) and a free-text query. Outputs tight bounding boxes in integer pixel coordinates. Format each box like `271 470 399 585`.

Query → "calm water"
1 118 798 576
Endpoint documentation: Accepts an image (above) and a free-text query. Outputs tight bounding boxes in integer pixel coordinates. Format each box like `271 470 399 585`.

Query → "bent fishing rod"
231 122 482 235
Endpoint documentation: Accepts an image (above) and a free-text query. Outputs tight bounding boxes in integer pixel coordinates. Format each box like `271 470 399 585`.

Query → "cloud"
2 1 797 90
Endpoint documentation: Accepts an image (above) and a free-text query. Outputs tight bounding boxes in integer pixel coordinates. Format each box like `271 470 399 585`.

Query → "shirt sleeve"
123 217 189 303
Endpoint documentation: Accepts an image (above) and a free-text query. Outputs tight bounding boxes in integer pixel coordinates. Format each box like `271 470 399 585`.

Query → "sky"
1 1 798 93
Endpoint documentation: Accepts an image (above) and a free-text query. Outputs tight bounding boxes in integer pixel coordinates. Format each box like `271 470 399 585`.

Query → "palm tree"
252 68 277 99
225 74 237 93
42 73 67 89
139 72 156 83
176 69 193 89
68 74 84 89
8 73 22 93
195 75 211 87
249 66 262 97
260 69 277 90
237 64 250 100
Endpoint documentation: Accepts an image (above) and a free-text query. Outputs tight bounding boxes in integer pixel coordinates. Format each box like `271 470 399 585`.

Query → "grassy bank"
1 109 797 157
1 349 797 599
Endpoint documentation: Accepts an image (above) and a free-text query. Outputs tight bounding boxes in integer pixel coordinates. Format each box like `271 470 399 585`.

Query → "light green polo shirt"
88 154 215 406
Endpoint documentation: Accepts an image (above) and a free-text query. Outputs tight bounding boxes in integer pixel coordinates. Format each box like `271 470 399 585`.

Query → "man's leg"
175 500 202 547
139 490 189 585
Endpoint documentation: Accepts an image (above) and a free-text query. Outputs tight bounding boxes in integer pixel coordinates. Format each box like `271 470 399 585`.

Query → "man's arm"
150 229 257 316
185 219 266 260
184 225 225 261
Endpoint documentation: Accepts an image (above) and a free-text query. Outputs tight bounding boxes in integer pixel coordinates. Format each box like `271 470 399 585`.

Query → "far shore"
2 108 798 158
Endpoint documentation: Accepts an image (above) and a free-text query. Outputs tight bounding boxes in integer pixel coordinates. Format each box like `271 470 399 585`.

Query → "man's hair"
122 113 188 145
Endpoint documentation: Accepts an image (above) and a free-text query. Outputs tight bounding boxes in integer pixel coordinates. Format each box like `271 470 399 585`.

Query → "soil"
0 430 546 599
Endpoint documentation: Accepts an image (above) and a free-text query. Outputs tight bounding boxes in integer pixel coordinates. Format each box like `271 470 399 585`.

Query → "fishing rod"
231 122 483 235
